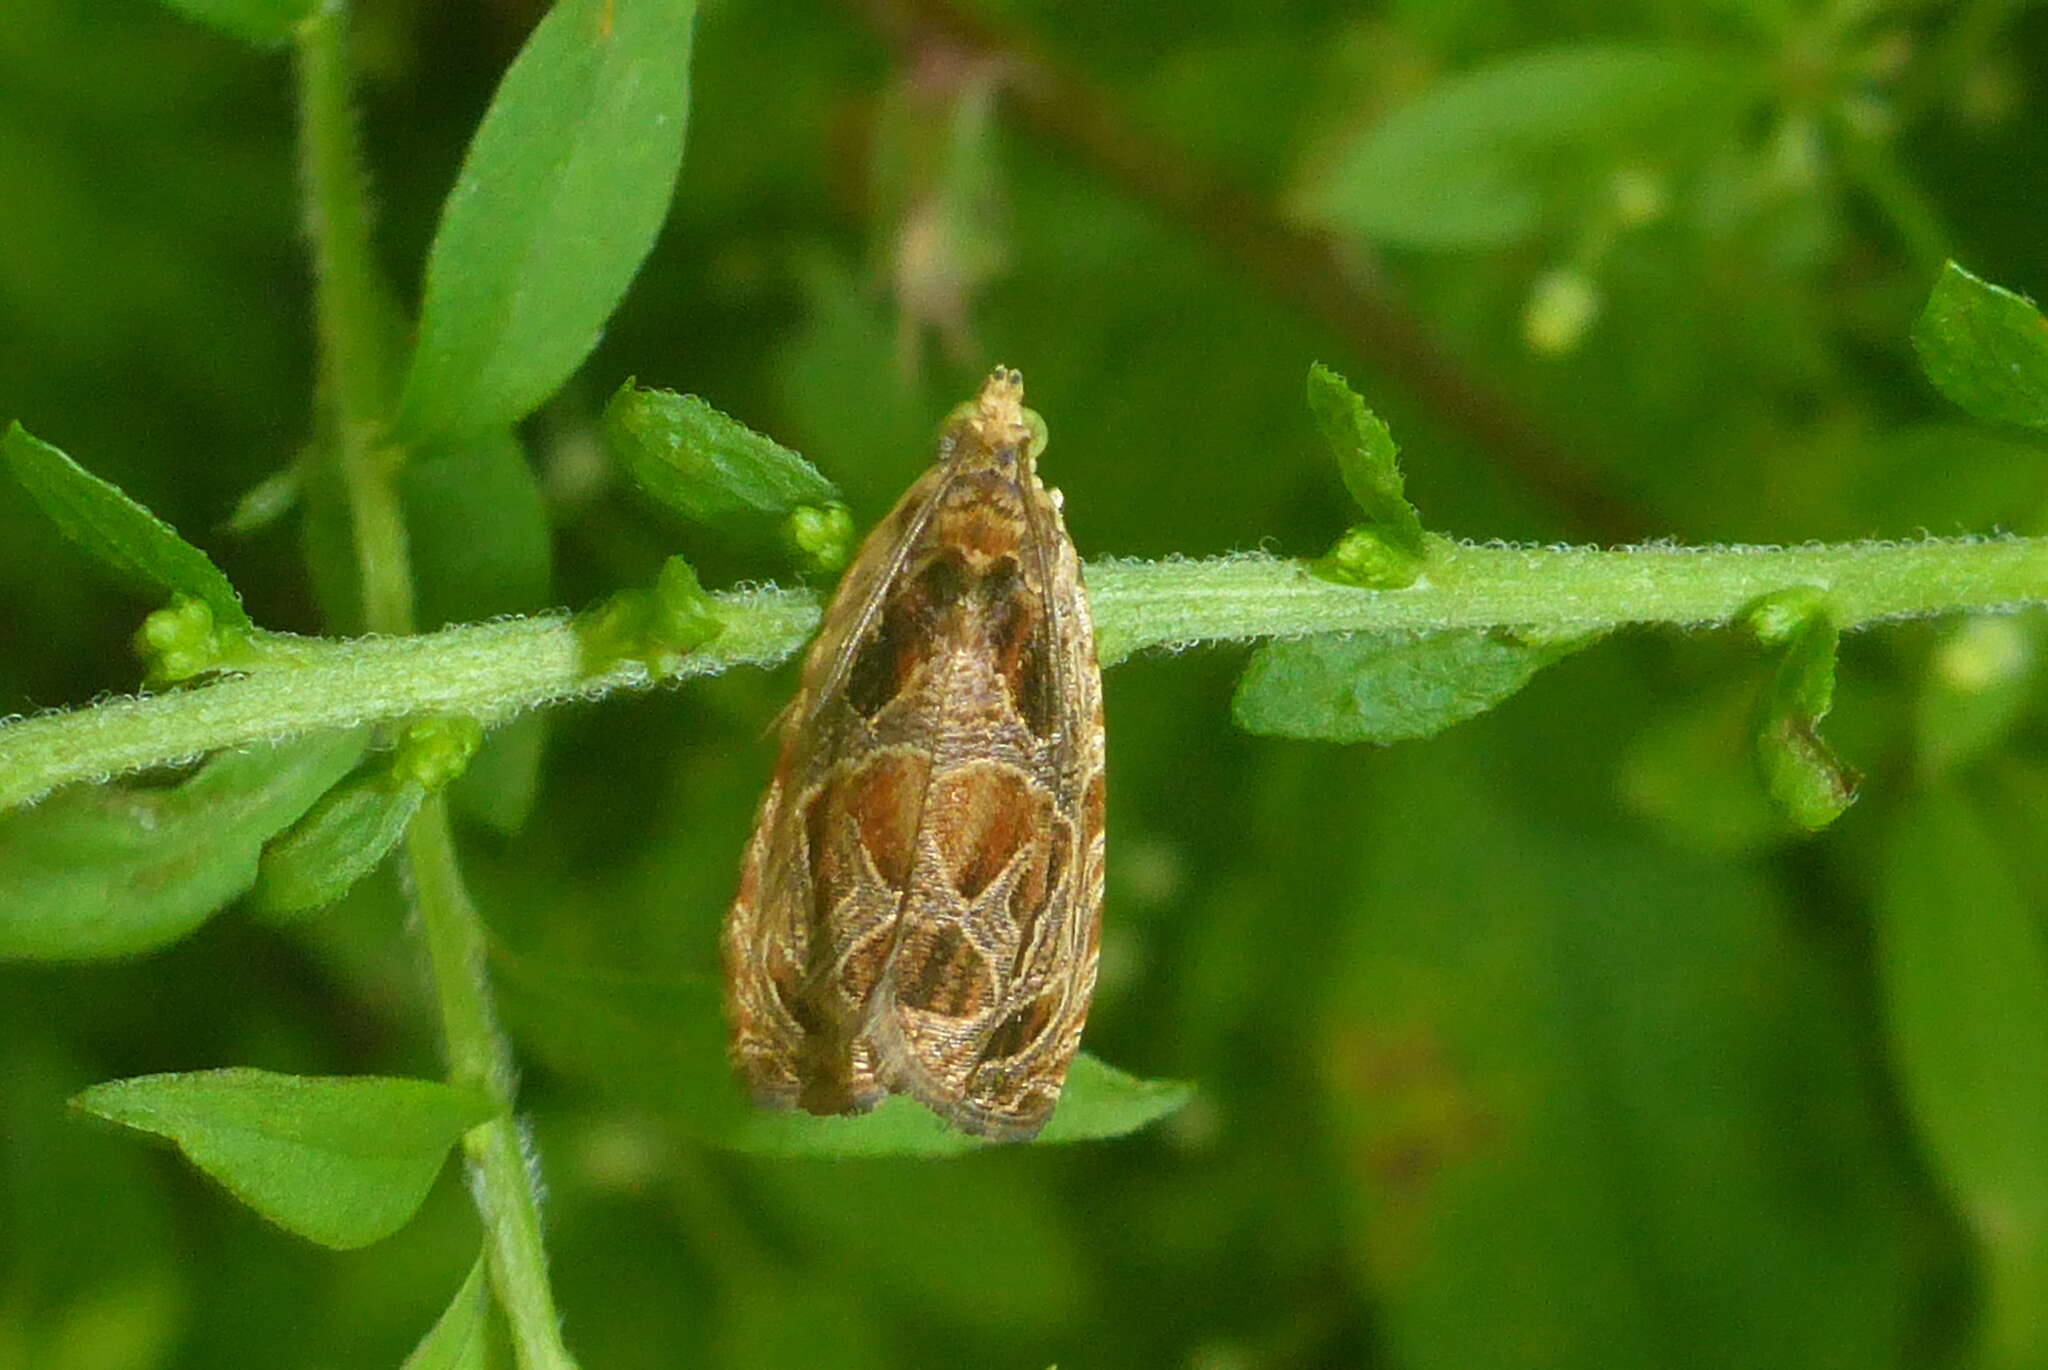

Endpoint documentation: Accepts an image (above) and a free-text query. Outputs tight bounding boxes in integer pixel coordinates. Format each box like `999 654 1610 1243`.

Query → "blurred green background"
7 0 2048 1366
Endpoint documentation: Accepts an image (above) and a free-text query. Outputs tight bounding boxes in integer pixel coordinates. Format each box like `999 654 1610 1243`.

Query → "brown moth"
722 367 1104 1142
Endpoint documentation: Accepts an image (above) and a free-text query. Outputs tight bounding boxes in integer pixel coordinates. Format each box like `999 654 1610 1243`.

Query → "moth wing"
722 464 959 1113
865 481 1104 1142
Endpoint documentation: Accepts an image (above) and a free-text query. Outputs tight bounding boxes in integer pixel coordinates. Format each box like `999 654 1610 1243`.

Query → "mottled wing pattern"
722 369 1104 1142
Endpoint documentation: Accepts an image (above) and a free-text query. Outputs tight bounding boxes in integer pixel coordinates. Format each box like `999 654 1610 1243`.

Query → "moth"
722 367 1104 1141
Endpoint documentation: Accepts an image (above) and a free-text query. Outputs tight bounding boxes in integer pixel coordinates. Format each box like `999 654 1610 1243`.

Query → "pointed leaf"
1749 596 1858 830
398 0 698 444
1913 261 2048 433
71 1070 495 1250
721 1054 1193 1159
1234 630 1586 744
252 775 425 918
154 0 318 46
0 733 366 960
3 423 251 630
606 382 839 523
1306 364 1424 559
1877 787 2048 1366
402 1255 492 1370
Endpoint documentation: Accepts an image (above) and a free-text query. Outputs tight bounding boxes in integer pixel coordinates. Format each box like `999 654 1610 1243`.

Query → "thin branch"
295 12 575 1369
848 0 1649 541
6 536 2046 810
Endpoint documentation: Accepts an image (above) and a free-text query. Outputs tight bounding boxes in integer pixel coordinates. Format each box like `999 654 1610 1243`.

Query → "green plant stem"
6 536 2048 810
410 798 571 1369
295 5 413 636
294 12 573 1369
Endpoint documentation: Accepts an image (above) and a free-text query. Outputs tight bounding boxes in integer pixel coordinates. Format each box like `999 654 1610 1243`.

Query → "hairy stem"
6 536 2046 810
294 12 574 1369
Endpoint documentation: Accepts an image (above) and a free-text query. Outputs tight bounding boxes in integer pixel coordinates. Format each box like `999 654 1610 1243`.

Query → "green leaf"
1294 44 1749 249
252 773 425 918
3 423 251 631
1233 630 1587 744
1913 261 2048 433
606 382 839 524
0 733 367 960
153 0 317 46
721 1054 1193 1159
1747 592 1858 830
1877 786 2048 1366
1330 736 1925 1370
70 1069 495 1250
397 0 698 444
1306 364 1425 561
402 1256 491 1370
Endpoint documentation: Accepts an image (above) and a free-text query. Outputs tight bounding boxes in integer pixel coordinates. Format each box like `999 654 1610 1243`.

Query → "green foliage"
1234 629 1589 744
0 733 364 958
1914 261 2048 433
398 0 698 445
402 1257 493 1370
2 424 251 631
606 381 841 523
1294 44 1753 249
1877 787 2048 1366
724 1056 1193 1159
1747 588 1859 830
70 1069 494 1250
8 2 2048 1367
1305 363 1425 565
154 0 316 46
253 767 425 917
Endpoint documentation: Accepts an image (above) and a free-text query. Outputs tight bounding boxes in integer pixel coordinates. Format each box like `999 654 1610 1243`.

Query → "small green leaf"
397 0 698 444
721 1054 1193 1159
70 1070 495 1250
606 382 840 523
1878 787 2048 1366
154 0 317 46
0 733 367 960
1913 261 2048 433
1306 364 1425 561
1746 592 1858 830
1233 630 1586 744
402 1256 492 1370
1294 44 1749 249
253 773 425 918
3 423 251 631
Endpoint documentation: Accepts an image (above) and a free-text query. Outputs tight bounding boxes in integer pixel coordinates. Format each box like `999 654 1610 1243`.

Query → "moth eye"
982 993 1057 1061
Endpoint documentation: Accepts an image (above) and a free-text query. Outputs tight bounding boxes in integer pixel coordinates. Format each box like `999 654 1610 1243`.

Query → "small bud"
1311 525 1423 590
784 502 856 575
392 717 485 793
1744 586 1829 646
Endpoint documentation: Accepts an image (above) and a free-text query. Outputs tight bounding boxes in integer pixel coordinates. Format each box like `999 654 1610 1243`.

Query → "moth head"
939 366 1049 468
